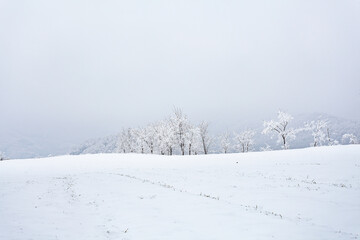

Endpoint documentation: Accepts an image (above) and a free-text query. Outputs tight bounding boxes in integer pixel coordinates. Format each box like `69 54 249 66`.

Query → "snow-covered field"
1 146 359 240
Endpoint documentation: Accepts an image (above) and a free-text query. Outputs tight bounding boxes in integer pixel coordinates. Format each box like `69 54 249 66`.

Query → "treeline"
116 108 211 155
71 109 359 155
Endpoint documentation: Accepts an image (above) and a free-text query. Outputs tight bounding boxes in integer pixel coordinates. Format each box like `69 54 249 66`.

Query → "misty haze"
0 1 359 240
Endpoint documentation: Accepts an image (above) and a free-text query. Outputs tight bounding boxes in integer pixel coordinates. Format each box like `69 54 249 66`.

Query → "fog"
1 0 359 158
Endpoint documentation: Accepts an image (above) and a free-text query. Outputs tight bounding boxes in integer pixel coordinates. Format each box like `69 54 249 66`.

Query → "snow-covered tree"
234 130 256 153
325 127 339 146
170 108 191 155
342 134 359 144
117 128 137 153
142 124 158 154
133 127 149 153
305 120 328 147
262 111 297 149
154 120 177 155
219 131 231 153
199 121 213 154
117 130 127 153
186 126 201 155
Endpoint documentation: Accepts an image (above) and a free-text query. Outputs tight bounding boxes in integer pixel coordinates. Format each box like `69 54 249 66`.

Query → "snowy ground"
1 145 359 240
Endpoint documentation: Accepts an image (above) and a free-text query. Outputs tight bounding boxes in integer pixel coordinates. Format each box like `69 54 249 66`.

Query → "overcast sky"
1 0 359 157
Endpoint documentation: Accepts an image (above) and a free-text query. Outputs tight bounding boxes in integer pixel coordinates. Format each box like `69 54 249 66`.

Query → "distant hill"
70 135 120 155
0 128 82 159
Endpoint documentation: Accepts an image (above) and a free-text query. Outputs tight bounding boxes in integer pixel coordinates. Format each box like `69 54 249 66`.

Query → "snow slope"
1 145 359 240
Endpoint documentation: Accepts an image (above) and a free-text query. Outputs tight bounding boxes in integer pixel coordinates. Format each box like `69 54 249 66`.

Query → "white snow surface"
1 145 359 240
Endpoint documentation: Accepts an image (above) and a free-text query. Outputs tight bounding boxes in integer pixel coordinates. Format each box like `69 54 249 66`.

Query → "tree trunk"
282 135 286 149
181 143 185 155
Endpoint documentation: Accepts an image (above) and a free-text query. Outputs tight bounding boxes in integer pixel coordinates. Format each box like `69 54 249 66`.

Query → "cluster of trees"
219 111 349 153
116 108 213 155
112 109 359 156
70 109 359 156
261 111 341 150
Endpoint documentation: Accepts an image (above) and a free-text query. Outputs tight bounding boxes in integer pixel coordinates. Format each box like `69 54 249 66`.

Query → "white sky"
0 0 359 156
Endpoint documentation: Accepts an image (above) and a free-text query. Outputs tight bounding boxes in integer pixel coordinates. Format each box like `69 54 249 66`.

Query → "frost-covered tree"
142 124 158 154
342 134 359 144
262 111 297 149
186 126 201 155
325 127 339 146
170 108 191 155
199 121 213 154
234 130 256 153
154 120 177 155
118 128 137 153
219 131 231 153
132 127 148 153
152 121 166 155
117 130 127 153
117 130 126 153
305 120 328 147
